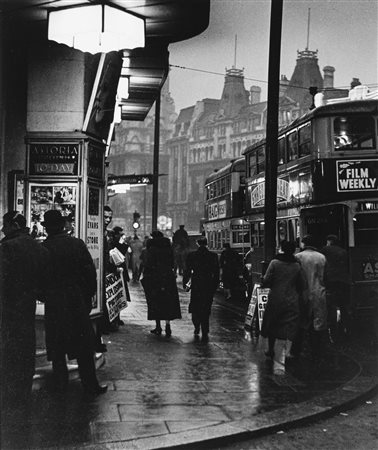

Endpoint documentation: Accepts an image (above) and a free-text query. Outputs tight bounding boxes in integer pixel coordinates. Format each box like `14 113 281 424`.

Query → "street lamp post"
262 0 283 275
152 91 161 231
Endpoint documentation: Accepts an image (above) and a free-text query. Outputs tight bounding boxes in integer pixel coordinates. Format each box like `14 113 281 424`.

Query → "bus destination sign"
336 160 378 193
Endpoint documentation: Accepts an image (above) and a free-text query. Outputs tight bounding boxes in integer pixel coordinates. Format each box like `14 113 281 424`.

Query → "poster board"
28 182 78 241
86 186 102 317
105 270 128 322
257 286 270 330
244 283 259 330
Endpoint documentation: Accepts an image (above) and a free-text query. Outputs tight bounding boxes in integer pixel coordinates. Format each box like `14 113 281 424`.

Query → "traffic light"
132 211 140 230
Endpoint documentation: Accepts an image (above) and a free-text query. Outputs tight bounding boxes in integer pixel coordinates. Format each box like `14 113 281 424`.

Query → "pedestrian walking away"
129 232 143 282
141 230 181 336
183 236 219 342
41 210 107 396
295 234 328 362
321 234 351 342
0 211 50 447
172 224 190 276
260 240 307 360
219 243 242 300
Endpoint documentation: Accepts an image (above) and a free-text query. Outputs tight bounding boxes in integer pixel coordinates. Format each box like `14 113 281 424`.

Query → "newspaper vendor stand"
24 133 106 319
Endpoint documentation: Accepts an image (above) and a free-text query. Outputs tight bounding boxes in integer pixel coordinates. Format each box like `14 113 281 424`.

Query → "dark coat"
141 236 181 320
0 229 50 402
220 247 242 288
184 246 219 316
261 253 307 340
42 232 97 360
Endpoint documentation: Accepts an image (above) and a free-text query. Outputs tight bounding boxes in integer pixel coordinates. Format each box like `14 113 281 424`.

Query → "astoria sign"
28 144 79 175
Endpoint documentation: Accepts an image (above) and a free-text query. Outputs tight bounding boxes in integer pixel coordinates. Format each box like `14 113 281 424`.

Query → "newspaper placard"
244 283 259 330
257 287 270 330
105 270 128 322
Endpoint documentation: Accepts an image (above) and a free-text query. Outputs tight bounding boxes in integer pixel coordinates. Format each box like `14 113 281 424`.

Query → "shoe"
264 350 275 358
84 384 108 396
194 328 200 335
150 327 162 335
95 343 107 353
165 324 172 337
201 334 209 342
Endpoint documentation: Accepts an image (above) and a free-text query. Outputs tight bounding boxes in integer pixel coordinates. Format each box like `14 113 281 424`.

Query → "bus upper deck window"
278 138 286 165
287 131 298 161
257 146 265 173
333 115 375 150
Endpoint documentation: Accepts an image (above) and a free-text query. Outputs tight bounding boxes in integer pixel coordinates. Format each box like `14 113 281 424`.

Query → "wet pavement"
4 279 378 449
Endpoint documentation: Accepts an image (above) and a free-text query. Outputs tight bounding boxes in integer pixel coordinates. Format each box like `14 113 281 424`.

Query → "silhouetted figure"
261 240 306 360
219 243 242 300
183 237 219 342
294 234 327 362
1 211 49 447
172 224 190 275
42 210 107 396
321 234 351 341
141 230 181 336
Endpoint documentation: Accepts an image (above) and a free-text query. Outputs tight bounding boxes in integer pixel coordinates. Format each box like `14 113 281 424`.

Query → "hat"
41 210 65 227
113 226 123 234
326 234 338 242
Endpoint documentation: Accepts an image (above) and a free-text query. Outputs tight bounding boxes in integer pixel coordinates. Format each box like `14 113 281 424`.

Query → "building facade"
106 80 177 234
166 47 353 232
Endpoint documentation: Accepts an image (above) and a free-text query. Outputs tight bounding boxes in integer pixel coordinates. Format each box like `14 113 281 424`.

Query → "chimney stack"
323 66 335 88
279 75 289 96
250 85 261 104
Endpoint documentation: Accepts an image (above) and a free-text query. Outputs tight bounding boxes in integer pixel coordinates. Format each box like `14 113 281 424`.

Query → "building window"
287 131 298 161
298 123 312 157
278 137 286 165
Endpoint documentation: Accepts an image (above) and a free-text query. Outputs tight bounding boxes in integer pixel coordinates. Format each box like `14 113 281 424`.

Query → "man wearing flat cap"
41 209 107 395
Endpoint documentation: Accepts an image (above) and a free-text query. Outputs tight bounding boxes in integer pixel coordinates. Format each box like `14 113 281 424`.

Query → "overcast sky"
167 0 378 112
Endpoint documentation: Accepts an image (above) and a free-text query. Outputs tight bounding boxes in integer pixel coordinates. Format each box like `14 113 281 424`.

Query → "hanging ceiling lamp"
48 3 145 54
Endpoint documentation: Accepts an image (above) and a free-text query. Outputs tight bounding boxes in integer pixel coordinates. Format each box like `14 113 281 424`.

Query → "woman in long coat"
141 230 181 336
261 240 307 359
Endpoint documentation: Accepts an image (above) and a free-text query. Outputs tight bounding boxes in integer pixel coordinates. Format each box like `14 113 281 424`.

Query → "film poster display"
105 270 128 322
29 183 77 241
87 187 102 315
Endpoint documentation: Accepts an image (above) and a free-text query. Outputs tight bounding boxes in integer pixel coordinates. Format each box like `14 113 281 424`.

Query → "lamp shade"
48 4 145 54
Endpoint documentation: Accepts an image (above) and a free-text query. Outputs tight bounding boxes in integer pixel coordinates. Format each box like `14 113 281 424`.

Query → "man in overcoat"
295 234 328 361
0 211 50 443
41 210 107 395
183 237 219 342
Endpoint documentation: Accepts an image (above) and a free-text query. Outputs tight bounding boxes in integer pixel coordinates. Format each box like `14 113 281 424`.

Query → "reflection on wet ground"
3 280 361 449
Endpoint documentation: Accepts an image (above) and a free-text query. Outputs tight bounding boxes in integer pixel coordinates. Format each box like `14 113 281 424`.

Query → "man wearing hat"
41 210 107 395
321 234 351 341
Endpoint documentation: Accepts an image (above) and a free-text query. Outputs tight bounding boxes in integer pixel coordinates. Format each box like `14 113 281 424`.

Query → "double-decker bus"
203 86 378 314
203 157 250 256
